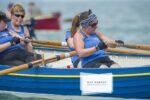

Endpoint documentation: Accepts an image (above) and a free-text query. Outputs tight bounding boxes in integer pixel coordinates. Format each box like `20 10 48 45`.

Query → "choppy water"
1 0 150 44
0 91 145 100
0 0 150 99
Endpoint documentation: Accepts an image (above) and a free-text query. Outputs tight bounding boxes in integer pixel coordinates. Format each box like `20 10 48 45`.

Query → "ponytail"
71 14 80 37
70 9 93 37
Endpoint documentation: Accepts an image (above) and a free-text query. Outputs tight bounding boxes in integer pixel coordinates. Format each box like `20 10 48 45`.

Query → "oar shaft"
34 43 150 55
32 40 150 51
32 40 68 47
0 59 43 75
0 64 29 75
123 44 150 50
32 43 69 49
106 48 150 55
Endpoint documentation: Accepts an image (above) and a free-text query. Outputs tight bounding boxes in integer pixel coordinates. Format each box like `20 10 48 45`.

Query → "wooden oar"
123 44 150 50
32 40 68 47
33 41 150 55
106 48 150 55
32 43 69 49
112 42 150 51
0 51 77 76
0 46 149 75
32 40 150 51
33 42 150 55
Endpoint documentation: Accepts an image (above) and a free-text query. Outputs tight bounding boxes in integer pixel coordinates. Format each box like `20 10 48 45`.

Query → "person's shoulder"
74 31 82 38
95 31 104 35
66 29 71 35
76 29 81 35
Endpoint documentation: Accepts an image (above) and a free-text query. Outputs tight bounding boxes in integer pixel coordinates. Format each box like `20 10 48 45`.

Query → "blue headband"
80 13 97 28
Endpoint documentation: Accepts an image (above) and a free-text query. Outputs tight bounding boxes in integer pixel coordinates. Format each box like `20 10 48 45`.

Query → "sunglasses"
90 22 98 28
14 14 24 18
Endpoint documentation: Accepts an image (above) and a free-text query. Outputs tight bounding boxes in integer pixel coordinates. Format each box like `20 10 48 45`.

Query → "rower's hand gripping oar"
0 51 77 76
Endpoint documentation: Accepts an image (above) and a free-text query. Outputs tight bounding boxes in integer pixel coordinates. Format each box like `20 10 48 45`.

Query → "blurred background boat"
33 12 61 30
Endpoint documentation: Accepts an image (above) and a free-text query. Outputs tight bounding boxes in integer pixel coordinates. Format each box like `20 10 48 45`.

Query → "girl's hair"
11 4 25 15
71 9 92 37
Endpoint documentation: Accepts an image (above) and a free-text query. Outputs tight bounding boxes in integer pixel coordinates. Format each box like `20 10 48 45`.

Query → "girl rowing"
71 10 124 68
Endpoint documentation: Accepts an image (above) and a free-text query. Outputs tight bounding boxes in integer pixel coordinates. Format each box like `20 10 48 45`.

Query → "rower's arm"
96 31 114 42
24 26 34 53
67 37 74 48
74 32 96 57
24 26 30 37
96 31 117 48
0 42 11 52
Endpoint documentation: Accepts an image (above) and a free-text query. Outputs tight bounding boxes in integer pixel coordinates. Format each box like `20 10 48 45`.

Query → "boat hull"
0 65 150 99
34 13 61 30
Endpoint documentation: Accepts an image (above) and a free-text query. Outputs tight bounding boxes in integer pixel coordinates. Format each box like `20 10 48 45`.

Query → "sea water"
1 0 150 44
0 0 150 100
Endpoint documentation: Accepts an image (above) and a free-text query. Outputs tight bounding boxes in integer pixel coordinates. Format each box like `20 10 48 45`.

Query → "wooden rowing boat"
0 47 150 99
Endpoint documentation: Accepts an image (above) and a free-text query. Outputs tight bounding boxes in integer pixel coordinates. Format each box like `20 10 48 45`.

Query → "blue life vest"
65 30 80 64
0 30 24 57
80 30 107 66
7 22 25 37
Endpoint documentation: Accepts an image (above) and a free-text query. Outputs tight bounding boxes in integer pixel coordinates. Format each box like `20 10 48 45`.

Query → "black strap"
56 55 61 60
28 63 33 68
80 30 87 38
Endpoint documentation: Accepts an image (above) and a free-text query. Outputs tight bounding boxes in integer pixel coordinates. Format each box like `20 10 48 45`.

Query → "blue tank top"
0 30 24 57
80 30 107 66
65 30 80 65
7 22 25 37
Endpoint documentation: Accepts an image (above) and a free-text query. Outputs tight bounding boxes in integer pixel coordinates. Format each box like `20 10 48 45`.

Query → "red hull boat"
32 13 61 30
35 17 60 30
